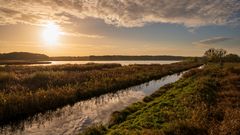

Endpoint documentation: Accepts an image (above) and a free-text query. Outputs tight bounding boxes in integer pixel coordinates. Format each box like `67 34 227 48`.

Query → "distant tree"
224 54 240 62
204 48 227 64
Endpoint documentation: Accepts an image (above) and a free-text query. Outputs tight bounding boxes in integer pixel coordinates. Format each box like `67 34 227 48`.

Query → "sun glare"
42 22 61 45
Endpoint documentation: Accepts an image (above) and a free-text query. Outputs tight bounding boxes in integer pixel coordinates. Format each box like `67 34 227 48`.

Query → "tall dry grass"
0 62 202 125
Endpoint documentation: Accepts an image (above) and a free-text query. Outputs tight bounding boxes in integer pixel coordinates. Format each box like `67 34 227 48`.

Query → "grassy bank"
82 63 240 135
0 62 201 125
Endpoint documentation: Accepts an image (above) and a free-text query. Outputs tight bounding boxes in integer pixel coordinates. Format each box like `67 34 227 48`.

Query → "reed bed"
0 62 201 125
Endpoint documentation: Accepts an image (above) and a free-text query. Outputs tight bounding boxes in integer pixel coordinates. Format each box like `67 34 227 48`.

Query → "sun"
42 22 61 45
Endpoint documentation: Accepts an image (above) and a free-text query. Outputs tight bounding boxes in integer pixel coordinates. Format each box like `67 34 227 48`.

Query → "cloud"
0 0 239 27
60 32 104 39
193 36 233 45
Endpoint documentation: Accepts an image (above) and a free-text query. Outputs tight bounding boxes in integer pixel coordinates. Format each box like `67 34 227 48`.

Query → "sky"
0 0 239 56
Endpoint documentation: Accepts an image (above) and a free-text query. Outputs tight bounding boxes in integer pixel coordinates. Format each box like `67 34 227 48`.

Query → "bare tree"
204 48 227 64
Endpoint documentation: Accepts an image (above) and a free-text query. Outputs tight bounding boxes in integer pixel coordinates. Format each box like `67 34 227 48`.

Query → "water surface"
31 60 180 66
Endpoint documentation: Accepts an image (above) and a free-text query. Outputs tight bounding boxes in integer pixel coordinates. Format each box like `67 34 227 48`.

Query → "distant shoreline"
0 60 52 65
0 52 192 65
47 59 181 61
0 52 192 62
0 60 181 66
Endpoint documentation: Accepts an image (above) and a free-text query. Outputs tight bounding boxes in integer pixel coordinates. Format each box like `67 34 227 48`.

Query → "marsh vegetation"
0 62 201 125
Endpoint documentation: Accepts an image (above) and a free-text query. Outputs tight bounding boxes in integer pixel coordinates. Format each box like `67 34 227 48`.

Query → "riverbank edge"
82 63 240 135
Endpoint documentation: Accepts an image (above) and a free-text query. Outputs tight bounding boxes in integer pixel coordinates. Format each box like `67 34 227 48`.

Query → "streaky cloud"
60 32 104 39
193 36 233 45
